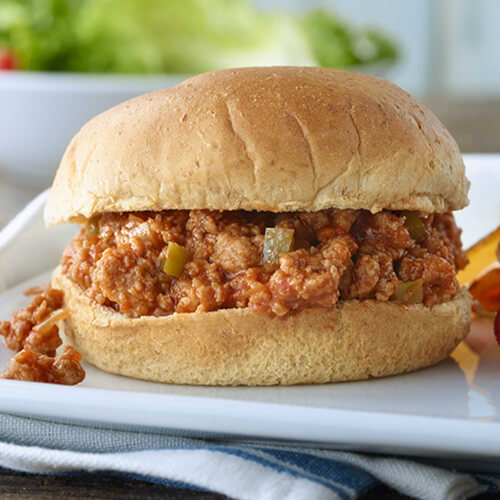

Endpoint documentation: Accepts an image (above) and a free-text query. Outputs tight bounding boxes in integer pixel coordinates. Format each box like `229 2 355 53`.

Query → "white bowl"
0 72 188 188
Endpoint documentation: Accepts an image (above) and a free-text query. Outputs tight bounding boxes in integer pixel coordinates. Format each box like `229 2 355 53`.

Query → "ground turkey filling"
62 209 468 319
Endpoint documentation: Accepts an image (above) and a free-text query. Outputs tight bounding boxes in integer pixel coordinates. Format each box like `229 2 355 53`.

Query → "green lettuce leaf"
0 0 398 73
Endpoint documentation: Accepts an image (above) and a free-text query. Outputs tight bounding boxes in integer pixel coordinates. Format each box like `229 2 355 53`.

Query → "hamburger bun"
53 266 471 385
45 66 469 225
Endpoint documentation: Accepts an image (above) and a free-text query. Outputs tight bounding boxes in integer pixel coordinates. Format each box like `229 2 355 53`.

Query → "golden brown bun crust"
53 266 471 386
45 67 469 225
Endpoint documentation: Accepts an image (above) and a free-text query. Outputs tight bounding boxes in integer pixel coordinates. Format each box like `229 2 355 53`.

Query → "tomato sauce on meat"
61 209 468 318
0 287 85 385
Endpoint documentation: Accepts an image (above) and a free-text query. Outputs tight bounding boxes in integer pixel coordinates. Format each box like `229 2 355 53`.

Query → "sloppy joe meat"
62 209 467 318
1 346 85 385
0 287 64 356
0 286 85 385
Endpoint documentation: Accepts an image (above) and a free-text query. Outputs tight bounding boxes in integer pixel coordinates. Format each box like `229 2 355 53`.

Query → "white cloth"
0 412 497 500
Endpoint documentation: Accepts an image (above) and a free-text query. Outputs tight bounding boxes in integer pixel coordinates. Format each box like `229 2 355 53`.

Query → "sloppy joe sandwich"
44 66 471 386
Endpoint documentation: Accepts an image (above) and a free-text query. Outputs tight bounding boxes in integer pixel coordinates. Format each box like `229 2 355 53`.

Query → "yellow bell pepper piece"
162 242 189 278
263 228 294 265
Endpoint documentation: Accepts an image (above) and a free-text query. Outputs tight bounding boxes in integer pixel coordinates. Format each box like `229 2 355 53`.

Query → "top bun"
45 67 469 225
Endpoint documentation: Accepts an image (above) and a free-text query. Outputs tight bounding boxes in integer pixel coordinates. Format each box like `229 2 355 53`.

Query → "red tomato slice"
0 49 17 70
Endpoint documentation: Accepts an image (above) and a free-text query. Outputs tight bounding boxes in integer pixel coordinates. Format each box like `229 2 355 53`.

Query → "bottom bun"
52 266 471 386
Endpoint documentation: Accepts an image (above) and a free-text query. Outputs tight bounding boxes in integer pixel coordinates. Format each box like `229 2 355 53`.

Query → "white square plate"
0 155 499 463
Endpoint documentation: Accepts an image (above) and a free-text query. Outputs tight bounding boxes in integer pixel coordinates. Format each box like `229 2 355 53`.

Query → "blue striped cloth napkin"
0 413 499 500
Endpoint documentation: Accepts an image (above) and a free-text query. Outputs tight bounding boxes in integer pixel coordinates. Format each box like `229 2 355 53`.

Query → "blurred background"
0 0 499 226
